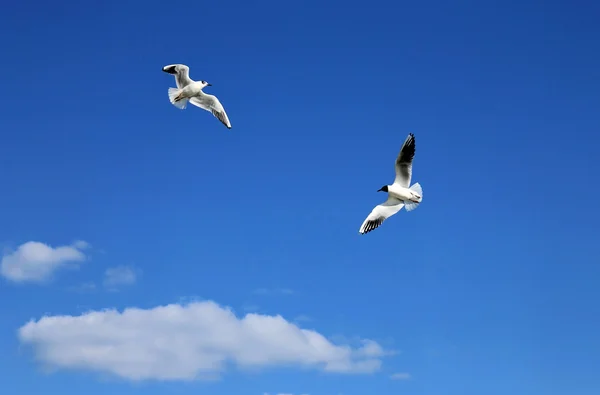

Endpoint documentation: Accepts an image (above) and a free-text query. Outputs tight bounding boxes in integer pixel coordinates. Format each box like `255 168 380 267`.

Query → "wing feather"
359 197 404 234
189 93 232 129
163 64 193 89
394 133 416 187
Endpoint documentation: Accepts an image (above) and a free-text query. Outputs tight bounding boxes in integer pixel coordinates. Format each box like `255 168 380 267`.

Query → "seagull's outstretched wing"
394 133 416 187
162 64 193 89
359 197 404 234
190 93 232 129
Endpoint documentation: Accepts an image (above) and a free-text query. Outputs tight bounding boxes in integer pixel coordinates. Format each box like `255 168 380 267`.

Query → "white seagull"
162 63 232 129
359 133 423 234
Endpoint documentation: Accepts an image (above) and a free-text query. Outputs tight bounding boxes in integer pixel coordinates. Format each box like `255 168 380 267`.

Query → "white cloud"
390 372 411 380
18 300 386 381
72 240 91 250
103 266 138 289
242 303 260 312
355 339 387 358
1 241 88 283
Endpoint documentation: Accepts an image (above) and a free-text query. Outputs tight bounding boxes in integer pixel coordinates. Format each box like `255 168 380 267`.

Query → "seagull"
359 133 423 234
162 64 232 129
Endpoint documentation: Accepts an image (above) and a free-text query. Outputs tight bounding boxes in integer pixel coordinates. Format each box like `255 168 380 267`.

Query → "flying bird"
359 133 423 234
162 64 232 129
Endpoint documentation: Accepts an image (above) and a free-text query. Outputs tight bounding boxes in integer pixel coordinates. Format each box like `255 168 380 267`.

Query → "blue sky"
1 0 599 394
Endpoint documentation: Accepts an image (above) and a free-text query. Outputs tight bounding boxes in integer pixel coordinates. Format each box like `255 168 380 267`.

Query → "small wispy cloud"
72 240 91 250
1 240 89 283
242 303 260 312
253 287 294 295
103 266 138 290
390 372 411 380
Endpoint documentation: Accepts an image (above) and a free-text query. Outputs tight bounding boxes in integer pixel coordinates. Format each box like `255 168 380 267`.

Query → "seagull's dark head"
162 65 178 75
377 185 389 193
201 80 212 87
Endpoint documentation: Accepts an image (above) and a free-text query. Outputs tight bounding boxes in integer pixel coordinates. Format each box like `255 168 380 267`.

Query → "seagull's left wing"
359 197 404 234
189 93 232 129
162 64 193 89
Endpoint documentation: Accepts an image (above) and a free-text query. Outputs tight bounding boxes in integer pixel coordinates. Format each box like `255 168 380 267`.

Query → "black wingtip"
360 218 384 235
400 133 416 159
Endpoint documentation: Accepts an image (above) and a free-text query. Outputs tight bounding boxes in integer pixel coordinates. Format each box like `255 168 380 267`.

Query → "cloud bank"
18 300 385 381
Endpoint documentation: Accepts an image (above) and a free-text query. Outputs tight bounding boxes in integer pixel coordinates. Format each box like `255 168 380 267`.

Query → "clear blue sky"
1 0 599 394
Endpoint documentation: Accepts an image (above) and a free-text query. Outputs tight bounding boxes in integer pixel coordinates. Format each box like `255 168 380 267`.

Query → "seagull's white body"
162 63 232 129
359 133 423 234
176 81 209 98
386 183 421 202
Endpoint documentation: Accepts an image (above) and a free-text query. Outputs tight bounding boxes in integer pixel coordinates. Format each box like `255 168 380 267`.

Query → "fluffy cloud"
103 266 138 288
1 241 88 283
390 372 411 380
18 300 385 381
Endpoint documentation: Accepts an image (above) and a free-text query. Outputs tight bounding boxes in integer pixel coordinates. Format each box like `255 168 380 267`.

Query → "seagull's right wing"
162 64 193 89
189 93 232 129
394 133 416 188
359 197 404 234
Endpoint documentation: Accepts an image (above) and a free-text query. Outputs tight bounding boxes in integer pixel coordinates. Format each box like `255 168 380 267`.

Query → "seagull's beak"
206 83 212 87
377 187 384 192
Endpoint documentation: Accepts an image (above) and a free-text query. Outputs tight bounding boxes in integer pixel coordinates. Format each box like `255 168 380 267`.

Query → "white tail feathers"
168 87 188 110
410 182 422 197
404 182 423 212
404 201 419 211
